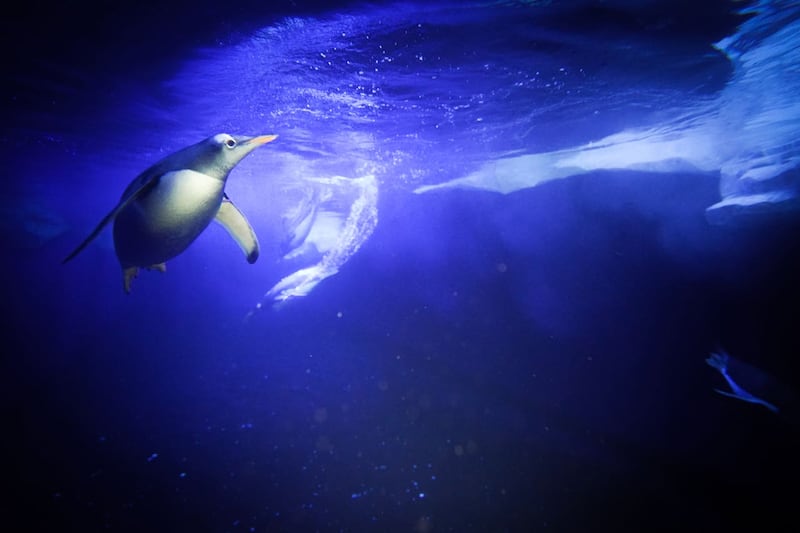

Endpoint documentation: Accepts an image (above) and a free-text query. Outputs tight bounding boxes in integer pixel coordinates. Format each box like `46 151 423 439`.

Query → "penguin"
62 133 277 292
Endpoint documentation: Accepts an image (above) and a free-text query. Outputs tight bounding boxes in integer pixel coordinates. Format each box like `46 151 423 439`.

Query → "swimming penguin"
62 133 277 292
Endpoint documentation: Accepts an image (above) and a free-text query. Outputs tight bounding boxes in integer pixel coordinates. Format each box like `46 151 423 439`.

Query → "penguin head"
188 133 278 180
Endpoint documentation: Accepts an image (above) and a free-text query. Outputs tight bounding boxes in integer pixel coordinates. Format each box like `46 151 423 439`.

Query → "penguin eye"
225 138 236 148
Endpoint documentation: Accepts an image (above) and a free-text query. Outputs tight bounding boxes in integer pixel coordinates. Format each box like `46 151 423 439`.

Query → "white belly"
113 169 225 266
144 169 224 229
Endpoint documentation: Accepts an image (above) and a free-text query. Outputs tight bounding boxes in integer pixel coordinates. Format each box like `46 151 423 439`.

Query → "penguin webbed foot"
122 263 166 293
123 267 139 294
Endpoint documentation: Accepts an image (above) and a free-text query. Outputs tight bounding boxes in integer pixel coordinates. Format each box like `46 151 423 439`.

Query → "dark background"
4 1 799 531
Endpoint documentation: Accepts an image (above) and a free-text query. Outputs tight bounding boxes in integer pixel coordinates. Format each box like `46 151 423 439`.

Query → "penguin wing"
61 172 162 263
215 194 259 263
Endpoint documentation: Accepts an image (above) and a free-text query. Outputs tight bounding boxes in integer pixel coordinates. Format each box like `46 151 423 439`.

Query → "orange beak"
243 134 278 146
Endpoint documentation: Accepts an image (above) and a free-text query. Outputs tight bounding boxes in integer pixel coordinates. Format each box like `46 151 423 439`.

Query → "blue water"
3 0 800 531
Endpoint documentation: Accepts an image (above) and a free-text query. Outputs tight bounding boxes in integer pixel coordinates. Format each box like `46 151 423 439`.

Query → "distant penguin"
63 133 277 292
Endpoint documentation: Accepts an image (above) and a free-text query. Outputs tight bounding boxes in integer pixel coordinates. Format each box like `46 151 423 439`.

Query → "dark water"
3 1 800 531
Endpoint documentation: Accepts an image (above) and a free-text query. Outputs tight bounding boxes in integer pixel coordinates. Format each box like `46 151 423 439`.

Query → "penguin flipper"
215 195 260 263
62 203 121 264
62 173 162 264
